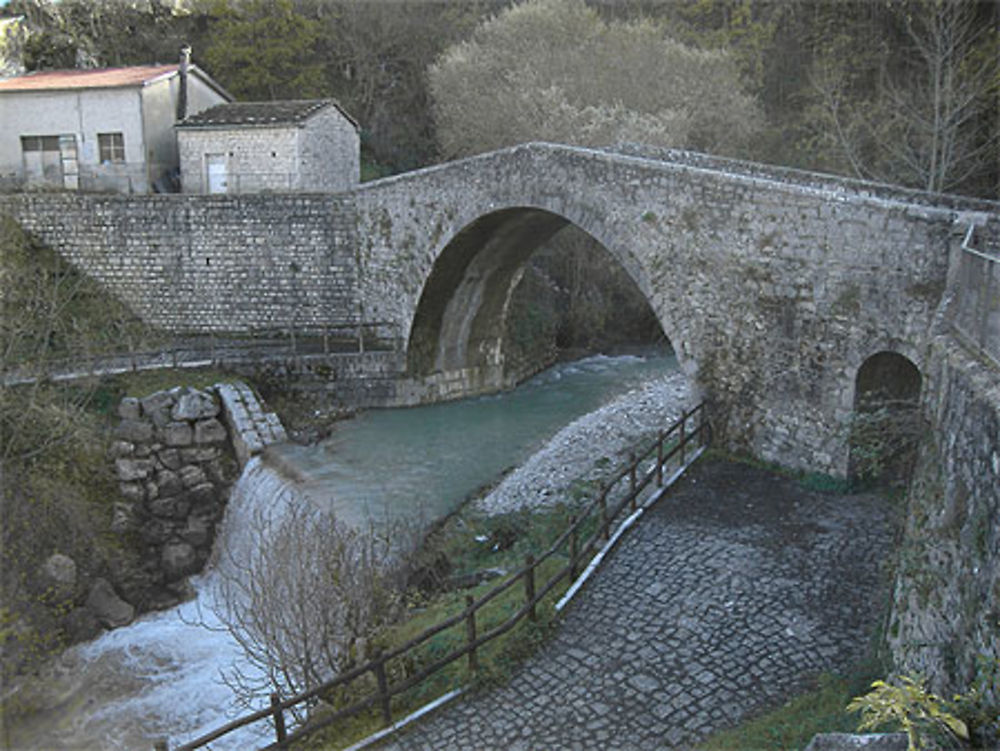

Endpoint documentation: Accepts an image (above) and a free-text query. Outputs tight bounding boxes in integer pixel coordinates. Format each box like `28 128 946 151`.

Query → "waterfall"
5 458 304 751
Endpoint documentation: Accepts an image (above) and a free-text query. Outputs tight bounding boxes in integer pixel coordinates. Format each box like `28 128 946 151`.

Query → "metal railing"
161 404 711 751
952 224 1000 367
1 323 400 387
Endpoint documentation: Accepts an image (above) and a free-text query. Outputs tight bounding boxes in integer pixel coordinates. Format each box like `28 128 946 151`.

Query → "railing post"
524 554 536 621
600 488 610 542
629 452 637 510
373 652 392 725
154 740 168 751
323 324 329 355
656 429 664 487
568 514 579 580
270 692 287 747
465 594 478 672
358 323 365 354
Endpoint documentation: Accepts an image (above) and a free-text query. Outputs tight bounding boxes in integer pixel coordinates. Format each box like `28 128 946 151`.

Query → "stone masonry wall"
1 192 359 332
111 386 235 593
888 337 1000 707
179 126 299 193
299 105 360 192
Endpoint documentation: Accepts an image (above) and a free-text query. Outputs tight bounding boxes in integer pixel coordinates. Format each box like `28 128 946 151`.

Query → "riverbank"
474 367 691 515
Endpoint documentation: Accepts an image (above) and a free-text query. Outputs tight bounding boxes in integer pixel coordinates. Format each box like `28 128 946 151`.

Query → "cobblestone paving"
375 459 896 751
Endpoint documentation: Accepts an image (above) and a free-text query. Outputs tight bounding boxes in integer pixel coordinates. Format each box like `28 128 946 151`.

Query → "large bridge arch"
403 203 690 390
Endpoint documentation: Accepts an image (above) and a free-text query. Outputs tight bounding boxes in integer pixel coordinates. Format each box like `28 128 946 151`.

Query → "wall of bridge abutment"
2 143 997 478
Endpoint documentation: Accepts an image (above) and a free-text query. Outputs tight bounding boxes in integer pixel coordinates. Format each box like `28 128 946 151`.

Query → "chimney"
177 44 191 122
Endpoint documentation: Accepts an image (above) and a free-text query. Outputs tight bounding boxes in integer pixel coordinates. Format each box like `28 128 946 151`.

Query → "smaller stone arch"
848 350 923 486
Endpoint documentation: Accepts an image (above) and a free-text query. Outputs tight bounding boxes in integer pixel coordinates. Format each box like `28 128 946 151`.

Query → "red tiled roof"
0 65 178 92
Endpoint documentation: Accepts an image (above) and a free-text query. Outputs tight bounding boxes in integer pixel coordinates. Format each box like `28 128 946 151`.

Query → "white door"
206 154 228 194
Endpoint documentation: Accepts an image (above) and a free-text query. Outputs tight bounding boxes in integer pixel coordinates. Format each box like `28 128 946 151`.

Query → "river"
3 350 679 751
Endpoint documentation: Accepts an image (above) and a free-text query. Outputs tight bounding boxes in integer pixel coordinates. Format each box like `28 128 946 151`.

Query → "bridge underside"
406 207 570 388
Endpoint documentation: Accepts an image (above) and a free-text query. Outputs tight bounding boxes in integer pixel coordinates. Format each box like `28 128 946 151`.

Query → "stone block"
149 493 192 519
181 447 218 464
172 388 219 421
116 419 154 443
186 482 217 510
163 421 194 447
108 440 134 459
155 469 184 497
162 543 199 581
115 457 154 482
194 418 227 445
181 515 213 548
119 482 145 504
117 397 141 421
158 447 183 471
140 390 175 419
179 465 207 488
110 502 137 534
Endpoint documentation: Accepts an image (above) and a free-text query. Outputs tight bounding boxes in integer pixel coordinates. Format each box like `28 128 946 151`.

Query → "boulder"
194 418 227 445
63 606 102 642
161 543 198 581
85 578 134 629
40 553 77 601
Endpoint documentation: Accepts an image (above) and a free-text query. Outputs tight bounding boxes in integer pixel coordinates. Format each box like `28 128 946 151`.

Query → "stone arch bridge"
3 143 997 475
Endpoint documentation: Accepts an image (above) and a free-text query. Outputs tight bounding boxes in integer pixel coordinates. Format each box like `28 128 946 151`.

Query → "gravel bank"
473 371 692 515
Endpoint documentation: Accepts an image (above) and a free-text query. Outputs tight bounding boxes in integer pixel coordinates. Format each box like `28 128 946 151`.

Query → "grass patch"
698 666 884 751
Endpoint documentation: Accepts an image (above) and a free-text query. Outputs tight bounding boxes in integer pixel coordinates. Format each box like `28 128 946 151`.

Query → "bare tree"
204 492 403 721
805 0 998 195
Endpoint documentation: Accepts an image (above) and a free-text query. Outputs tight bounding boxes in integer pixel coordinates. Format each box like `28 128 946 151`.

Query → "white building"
0 57 230 193
176 99 360 194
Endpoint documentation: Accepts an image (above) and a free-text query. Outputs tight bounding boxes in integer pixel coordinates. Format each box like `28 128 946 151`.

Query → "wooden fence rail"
167 403 711 751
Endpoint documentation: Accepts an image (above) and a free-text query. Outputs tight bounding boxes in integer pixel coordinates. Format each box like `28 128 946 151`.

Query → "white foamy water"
4 459 294 751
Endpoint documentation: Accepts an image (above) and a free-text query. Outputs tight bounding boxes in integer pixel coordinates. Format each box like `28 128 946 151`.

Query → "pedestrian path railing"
1 322 400 387
163 402 711 751
952 224 999 368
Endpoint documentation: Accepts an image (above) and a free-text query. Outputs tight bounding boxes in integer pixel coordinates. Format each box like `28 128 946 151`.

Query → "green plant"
847 675 970 751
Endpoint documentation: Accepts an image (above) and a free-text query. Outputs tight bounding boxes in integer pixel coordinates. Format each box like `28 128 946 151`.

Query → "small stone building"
176 99 360 194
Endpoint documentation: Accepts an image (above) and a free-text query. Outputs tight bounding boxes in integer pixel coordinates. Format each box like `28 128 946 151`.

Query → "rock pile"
110 386 236 595
475 372 691 515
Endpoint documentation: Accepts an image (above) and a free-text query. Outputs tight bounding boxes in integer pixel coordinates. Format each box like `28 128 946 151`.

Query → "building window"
21 135 60 152
98 132 125 163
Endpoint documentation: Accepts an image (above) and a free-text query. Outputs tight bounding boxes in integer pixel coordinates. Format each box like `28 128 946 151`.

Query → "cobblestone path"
376 458 895 750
